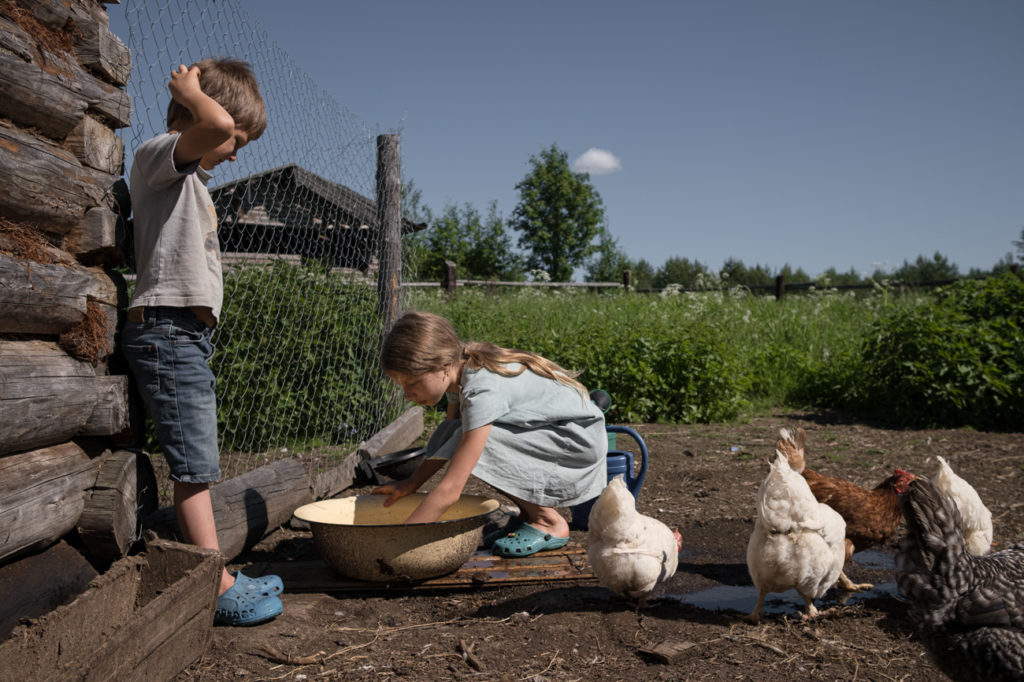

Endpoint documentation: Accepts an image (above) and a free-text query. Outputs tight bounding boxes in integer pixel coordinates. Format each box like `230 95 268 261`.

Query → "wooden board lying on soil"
251 541 596 592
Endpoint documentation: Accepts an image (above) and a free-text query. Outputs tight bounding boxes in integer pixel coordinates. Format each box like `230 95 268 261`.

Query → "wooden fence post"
774 274 786 300
376 134 401 327
622 269 632 291
443 260 457 296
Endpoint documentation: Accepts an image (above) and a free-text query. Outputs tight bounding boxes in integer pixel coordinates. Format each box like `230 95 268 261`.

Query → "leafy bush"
213 262 398 453
848 274 1023 428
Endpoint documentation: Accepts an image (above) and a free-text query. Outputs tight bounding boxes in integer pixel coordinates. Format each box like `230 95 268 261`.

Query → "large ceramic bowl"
293 494 499 582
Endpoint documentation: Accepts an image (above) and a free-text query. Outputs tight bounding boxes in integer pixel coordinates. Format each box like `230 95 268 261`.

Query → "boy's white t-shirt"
128 132 223 323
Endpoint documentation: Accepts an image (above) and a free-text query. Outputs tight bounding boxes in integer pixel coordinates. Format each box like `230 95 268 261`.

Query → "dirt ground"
182 410 1023 681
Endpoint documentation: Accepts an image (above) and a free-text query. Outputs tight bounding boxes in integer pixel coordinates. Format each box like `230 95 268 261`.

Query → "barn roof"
210 163 425 234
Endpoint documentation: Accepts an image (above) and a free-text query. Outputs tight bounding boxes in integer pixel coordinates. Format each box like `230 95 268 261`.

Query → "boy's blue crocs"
233 570 284 596
492 522 569 557
214 583 283 626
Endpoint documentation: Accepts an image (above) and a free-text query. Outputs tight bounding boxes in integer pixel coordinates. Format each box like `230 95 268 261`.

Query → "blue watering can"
569 424 649 531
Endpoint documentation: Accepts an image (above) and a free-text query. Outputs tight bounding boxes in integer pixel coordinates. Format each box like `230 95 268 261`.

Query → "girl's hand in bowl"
372 479 418 507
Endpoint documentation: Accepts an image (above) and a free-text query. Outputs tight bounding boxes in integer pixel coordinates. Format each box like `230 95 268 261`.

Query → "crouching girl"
373 311 607 557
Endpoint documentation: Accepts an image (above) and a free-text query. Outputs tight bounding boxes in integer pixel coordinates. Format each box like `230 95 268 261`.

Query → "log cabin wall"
0 0 136 567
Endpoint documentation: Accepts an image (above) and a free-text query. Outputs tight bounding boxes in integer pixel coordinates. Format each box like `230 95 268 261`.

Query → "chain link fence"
116 0 409 493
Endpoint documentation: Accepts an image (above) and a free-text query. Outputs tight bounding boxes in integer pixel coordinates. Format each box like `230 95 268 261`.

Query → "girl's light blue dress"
425 364 608 507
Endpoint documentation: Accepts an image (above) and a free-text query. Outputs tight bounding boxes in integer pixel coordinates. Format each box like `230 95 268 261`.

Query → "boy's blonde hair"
381 311 588 399
166 57 267 139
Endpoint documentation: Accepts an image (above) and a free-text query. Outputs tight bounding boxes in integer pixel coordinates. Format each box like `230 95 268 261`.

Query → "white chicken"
933 455 993 556
587 475 682 603
745 450 847 623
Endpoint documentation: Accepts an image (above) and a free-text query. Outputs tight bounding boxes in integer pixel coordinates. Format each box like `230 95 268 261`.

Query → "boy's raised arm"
168 64 235 167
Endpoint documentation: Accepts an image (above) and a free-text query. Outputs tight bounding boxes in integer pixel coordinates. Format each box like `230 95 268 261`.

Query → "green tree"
1014 227 1024 262
719 258 773 287
653 256 708 289
977 253 1018 277
466 201 525 280
631 258 656 290
894 252 959 283
814 266 860 287
510 143 606 281
416 201 523 281
584 228 631 282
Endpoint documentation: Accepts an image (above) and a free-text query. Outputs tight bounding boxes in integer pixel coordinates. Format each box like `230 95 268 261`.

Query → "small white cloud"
572 148 622 175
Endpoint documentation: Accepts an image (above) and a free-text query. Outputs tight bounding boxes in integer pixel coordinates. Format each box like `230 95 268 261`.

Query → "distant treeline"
612 251 1020 292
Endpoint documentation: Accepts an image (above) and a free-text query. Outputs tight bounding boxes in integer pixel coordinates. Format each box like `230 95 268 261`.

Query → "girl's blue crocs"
215 583 283 626
492 522 569 557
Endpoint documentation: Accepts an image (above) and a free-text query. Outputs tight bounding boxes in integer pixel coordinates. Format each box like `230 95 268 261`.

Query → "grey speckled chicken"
896 477 1024 682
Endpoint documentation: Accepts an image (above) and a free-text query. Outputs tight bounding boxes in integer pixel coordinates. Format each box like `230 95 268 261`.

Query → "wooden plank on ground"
253 541 595 593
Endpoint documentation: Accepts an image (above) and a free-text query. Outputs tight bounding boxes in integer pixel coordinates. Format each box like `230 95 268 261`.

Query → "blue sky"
107 1 1024 279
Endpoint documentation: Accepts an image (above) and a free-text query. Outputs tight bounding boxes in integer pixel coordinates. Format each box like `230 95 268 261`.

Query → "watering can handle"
604 425 648 494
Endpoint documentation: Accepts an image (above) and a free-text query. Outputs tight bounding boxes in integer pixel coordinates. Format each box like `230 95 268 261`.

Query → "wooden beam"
0 121 118 233
311 449 363 501
0 441 98 564
310 408 423 499
79 375 130 437
0 340 120 455
0 48 87 140
0 15 131 133
63 205 119 260
357 406 424 460
67 1 131 86
375 134 401 325
145 459 312 561
11 0 130 86
65 114 124 175
0 252 120 335
148 408 426 556
77 449 158 562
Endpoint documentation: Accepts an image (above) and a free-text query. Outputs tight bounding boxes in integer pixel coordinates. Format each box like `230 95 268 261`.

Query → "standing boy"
122 58 283 625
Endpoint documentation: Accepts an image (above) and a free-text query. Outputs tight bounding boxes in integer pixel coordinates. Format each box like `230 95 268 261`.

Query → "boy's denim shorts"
121 306 221 484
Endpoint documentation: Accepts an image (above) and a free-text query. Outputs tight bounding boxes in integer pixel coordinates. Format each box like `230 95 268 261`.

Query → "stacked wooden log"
0 0 143 571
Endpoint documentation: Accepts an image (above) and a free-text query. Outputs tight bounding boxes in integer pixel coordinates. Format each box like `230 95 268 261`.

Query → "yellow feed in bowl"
294 494 499 526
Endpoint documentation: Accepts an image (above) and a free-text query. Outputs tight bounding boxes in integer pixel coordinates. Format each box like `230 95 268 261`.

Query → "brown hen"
776 427 915 590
